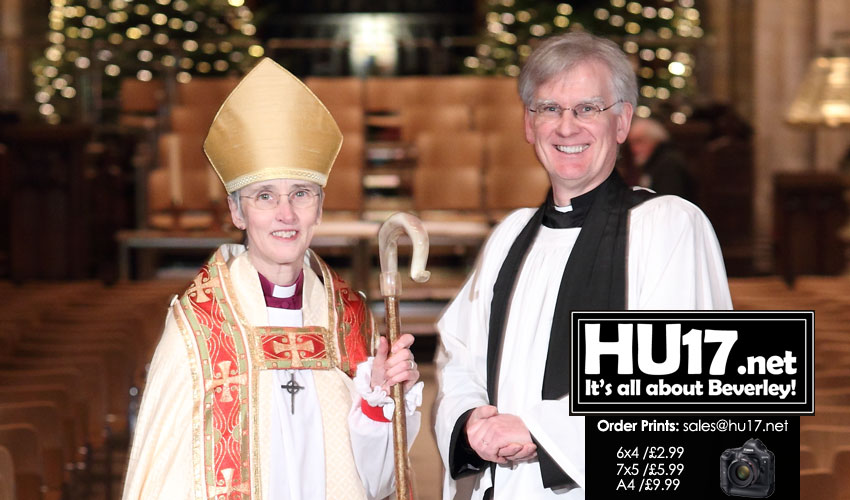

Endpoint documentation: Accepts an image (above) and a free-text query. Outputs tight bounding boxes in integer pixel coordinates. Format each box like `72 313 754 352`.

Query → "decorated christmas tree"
33 0 263 123
467 0 704 122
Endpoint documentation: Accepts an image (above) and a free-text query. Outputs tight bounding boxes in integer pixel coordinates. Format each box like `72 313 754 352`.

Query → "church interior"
1 0 849 499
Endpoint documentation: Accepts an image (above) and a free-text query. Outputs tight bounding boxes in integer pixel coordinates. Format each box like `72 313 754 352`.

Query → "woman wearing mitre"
122 58 423 500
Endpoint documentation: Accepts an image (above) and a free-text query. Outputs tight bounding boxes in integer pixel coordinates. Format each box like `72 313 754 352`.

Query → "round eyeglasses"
240 188 320 210
528 100 623 122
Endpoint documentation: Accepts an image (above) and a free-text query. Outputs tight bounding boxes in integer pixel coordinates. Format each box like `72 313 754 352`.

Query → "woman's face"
229 178 322 281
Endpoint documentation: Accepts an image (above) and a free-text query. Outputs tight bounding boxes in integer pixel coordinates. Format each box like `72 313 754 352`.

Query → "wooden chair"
157 132 210 174
410 76 481 106
413 166 483 213
413 132 484 213
146 167 176 229
119 78 164 114
415 131 484 172
149 132 221 230
479 77 523 107
179 169 223 230
800 469 836 500
169 105 219 135
483 133 549 220
323 133 364 213
400 105 471 143
364 77 416 114
118 78 164 130
328 106 365 135
304 76 364 112
473 104 526 136
176 77 239 108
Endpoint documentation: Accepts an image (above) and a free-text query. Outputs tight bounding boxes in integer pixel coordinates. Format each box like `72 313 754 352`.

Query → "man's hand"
465 406 537 464
370 334 419 393
496 441 538 462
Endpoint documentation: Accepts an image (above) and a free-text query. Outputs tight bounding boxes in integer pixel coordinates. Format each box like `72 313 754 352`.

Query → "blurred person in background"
628 116 695 201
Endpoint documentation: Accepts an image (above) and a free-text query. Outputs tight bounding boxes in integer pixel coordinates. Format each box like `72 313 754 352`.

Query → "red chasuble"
175 248 374 499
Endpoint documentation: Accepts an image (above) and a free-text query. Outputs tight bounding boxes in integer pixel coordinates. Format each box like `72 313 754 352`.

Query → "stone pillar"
705 0 755 122
749 0 850 273
752 0 819 272
813 0 850 171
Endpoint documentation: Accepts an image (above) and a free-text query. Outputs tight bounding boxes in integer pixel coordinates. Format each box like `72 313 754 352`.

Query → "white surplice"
435 195 733 500
264 281 423 500
122 245 422 500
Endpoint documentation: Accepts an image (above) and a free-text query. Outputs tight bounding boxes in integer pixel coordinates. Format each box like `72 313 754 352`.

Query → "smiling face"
228 178 322 284
524 61 633 205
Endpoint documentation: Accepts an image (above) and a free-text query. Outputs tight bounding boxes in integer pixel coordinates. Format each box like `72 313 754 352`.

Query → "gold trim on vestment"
311 250 341 368
211 254 262 500
176 246 373 500
172 298 208 500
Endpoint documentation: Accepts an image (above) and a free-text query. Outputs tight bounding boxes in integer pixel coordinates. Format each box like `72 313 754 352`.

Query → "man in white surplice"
434 33 732 500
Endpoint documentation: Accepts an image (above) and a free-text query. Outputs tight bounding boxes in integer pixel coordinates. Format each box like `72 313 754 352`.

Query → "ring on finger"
409 360 416 370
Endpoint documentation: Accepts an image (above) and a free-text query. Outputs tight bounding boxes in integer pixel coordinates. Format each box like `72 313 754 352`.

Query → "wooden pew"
0 424 47 500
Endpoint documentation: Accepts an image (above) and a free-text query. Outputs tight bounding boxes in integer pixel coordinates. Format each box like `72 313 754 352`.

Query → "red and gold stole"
175 249 374 499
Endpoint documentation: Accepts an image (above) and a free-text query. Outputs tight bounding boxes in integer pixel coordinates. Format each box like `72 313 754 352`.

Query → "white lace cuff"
354 357 424 420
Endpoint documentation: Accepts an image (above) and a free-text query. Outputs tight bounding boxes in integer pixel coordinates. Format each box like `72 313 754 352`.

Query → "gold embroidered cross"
205 360 247 403
189 272 213 303
209 468 250 498
272 331 315 368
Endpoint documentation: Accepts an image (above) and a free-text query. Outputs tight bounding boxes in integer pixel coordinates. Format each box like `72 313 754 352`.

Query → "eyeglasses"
528 100 623 122
240 188 321 210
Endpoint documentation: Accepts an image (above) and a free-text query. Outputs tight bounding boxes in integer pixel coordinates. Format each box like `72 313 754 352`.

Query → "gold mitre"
204 58 342 192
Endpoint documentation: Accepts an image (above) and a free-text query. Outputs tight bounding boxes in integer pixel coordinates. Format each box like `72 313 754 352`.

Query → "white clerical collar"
272 282 297 299
554 204 575 213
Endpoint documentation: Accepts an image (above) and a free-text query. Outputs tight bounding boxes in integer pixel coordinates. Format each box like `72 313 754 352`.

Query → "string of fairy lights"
466 0 704 123
33 0 704 124
33 0 262 124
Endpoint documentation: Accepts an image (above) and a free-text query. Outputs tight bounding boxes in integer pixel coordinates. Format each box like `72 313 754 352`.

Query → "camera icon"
720 438 775 498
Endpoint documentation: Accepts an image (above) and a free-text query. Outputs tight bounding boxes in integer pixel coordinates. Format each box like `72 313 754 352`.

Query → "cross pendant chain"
281 372 305 415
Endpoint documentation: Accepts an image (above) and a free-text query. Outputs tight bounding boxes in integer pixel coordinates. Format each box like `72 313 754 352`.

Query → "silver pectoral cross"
281 372 304 415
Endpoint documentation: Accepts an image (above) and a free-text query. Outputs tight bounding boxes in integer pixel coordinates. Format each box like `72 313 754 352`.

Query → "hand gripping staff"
378 212 431 500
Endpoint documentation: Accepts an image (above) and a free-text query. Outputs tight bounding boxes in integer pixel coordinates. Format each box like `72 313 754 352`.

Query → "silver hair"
518 32 638 113
228 190 244 220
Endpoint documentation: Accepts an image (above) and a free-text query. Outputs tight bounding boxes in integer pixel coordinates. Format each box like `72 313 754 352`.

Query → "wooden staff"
378 212 430 500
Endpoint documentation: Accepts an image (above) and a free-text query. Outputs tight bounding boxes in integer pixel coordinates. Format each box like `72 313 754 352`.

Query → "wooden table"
116 219 492 294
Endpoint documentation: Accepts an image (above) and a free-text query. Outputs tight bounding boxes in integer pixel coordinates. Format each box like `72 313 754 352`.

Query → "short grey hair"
518 32 638 112
228 190 244 219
